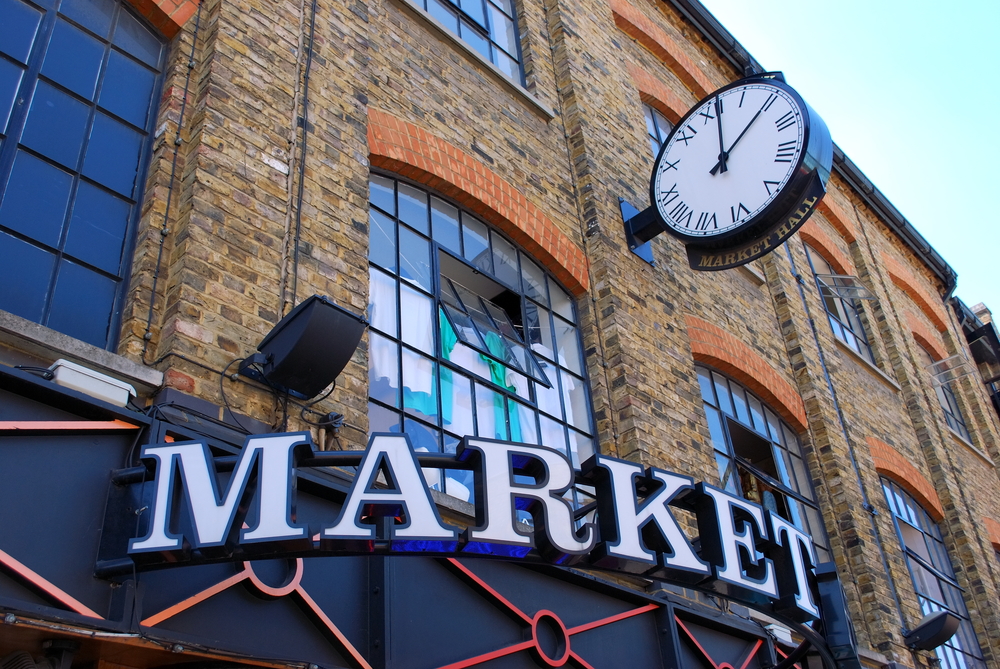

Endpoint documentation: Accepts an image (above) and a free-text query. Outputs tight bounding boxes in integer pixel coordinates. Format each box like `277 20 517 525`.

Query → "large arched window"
0 0 165 348
881 478 986 669
696 365 829 562
366 174 595 510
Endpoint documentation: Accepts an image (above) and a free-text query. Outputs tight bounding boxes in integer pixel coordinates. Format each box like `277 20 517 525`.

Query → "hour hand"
713 96 727 175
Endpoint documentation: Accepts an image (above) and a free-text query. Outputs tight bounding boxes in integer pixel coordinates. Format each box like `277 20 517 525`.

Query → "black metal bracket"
619 198 661 266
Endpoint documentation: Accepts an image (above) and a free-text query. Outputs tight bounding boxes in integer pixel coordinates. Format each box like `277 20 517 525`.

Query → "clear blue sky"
697 0 1000 318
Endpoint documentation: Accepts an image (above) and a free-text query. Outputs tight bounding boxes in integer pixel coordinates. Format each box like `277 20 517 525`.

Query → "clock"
644 73 832 269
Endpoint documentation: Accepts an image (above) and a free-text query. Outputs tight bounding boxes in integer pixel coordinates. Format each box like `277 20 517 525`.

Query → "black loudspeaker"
242 295 367 399
903 610 960 651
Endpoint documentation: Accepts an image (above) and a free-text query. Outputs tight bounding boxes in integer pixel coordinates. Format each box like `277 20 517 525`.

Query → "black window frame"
416 0 525 84
0 0 166 350
802 243 876 365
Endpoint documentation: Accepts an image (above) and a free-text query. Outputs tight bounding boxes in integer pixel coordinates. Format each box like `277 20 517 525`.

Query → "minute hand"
709 100 768 175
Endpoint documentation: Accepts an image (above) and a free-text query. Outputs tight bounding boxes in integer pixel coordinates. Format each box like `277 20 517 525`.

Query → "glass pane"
450 341 492 380
715 454 737 493
491 233 518 288
748 395 766 434
489 5 516 55
712 372 734 416
21 80 90 168
402 347 438 423
0 231 54 321
398 225 431 291
368 208 396 271
112 8 161 68
539 414 566 455
765 408 783 444
705 406 728 454
83 112 144 196
445 434 474 503
493 48 518 79
60 0 115 38
368 267 398 336
427 0 459 32
789 454 811 497
0 0 43 63
520 257 547 305
561 369 590 432
462 214 490 271
99 50 155 127
460 20 490 59
554 315 582 374
47 259 116 347
369 332 400 407
0 150 73 247
483 302 518 339
731 385 750 426
782 424 802 455
508 399 538 444
369 174 395 214
549 279 573 319
441 368 473 436
490 0 513 16
524 302 554 360
644 105 656 139
64 181 130 274
475 382 506 440
459 0 486 27
697 367 715 404
404 417 441 454
399 283 433 352
442 303 484 350
0 58 24 132
536 370 562 419
41 19 104 100
430 197 460 253
369 401 401 433
568 429 593 469
397 182 428 234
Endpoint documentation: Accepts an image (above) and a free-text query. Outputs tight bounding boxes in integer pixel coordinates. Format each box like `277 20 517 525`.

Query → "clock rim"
649 75 814 246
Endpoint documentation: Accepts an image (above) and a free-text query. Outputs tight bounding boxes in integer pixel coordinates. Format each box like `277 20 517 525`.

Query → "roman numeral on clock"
775 140 796 163
763 180 780 195
659 183 679 207
676 127 697 145
775 111 796 131
661 158 680 171
695 212 718 231
731 202 751 223
698 108 715 124
671 201 693 228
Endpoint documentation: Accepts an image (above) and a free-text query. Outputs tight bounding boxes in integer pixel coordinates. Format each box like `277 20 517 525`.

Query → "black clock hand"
713 96 728 174
710 96 769 175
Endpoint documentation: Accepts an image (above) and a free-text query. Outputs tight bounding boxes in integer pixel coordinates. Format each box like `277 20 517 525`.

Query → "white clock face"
652 83 806 239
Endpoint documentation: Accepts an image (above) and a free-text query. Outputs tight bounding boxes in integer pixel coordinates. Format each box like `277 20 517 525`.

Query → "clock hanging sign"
625 72 833 270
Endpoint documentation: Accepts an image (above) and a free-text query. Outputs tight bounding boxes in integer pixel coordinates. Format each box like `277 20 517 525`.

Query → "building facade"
1 0 1000 667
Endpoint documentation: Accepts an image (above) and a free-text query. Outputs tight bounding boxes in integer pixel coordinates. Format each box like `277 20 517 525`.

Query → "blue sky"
696 0 999 317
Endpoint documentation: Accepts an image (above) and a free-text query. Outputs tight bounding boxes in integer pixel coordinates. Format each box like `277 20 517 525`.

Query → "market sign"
104 432 821 622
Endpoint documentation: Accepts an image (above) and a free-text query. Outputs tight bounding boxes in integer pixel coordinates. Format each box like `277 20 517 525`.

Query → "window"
881 478 986 669
418 0 522 81
0 0 164 349
803 244 875 365
367 174 595 512
915 345 971 442
644 103 672 155
696 365 830 562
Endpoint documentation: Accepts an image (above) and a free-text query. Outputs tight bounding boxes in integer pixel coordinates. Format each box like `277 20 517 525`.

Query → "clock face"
651 81 807 241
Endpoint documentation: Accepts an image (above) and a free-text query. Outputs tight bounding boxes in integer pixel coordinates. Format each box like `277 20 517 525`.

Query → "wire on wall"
141 1 203 364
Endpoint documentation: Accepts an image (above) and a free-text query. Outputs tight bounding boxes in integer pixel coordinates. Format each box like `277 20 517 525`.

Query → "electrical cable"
219 358 253 435
13 365 54 380
141 1 203 363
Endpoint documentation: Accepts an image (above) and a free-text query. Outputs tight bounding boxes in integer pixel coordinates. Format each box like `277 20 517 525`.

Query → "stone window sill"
948 426 994 467
0 310 162 397
391 0 555 119
834 337 899 391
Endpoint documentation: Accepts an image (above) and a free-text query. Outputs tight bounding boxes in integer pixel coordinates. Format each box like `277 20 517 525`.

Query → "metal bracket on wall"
619 198 658 267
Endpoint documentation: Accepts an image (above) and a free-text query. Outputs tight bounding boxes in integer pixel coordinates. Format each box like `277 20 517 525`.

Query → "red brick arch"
627 63 688 126
367 108 589 296
906 310 948 362
867 436 944 522
685 314 808 431
127 0 198 38
816 197 857 244
799 220 853 276
984 517 1000 551
883 255 949 333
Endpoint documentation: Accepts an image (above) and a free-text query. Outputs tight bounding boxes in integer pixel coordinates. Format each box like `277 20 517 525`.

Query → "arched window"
644 103 672 155
0 0 166 348
696 365 829 562
881 478 986 669
915 344 971 442
366 173 595 510
803 243 875 365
